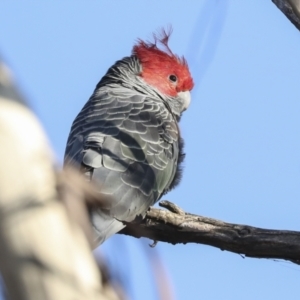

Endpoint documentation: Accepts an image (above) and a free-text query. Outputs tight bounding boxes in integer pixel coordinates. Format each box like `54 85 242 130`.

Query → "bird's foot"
159 200 185 216
149 240 158 248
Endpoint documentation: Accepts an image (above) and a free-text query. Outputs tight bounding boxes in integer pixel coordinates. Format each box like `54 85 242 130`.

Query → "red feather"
132 28 194 97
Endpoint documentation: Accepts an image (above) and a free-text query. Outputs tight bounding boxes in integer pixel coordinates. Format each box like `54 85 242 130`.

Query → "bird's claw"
149 240 158 248
159 200 185 216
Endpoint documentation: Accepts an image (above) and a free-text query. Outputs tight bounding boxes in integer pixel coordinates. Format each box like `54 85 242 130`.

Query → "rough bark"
272 0 300 31
121 201 300 265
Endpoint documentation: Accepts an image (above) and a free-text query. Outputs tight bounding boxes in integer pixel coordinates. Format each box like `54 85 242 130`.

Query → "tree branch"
272 0 300 31
121 201 300 265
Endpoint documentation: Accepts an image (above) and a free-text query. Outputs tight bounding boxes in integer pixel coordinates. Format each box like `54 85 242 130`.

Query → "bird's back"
64 66 182 244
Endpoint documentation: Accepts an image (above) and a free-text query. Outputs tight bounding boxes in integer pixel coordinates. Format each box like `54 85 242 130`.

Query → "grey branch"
121 201 300 265
272 0 300 31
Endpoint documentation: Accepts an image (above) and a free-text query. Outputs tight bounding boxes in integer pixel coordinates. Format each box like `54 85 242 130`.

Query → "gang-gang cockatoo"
64 29 194 245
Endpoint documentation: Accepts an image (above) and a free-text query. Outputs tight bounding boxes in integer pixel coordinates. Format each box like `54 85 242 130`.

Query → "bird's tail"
91 210 125 246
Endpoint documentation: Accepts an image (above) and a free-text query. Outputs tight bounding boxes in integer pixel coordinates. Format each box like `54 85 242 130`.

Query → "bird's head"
132 29 194 113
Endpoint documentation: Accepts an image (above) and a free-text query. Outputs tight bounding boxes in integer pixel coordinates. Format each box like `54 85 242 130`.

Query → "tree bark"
0 61 121 300
272 0 300 31
121 201 300 265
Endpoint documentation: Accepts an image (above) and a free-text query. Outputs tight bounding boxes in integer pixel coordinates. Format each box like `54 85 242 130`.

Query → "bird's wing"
64 88 179 222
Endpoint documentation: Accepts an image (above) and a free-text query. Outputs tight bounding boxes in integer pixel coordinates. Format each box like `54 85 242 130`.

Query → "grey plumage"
64 55 187 245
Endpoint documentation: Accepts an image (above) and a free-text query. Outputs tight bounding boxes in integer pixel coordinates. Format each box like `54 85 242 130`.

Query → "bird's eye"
169 74 177 82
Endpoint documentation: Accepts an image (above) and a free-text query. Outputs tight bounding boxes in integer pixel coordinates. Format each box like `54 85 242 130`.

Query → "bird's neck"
95 56 182 120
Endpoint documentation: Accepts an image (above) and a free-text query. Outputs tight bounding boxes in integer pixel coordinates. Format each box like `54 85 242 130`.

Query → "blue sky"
1 1 300 299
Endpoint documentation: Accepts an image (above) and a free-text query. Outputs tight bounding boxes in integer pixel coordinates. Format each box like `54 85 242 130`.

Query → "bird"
64 29 194 245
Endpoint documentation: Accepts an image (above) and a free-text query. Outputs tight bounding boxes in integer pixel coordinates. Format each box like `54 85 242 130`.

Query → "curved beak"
178 91 191 111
